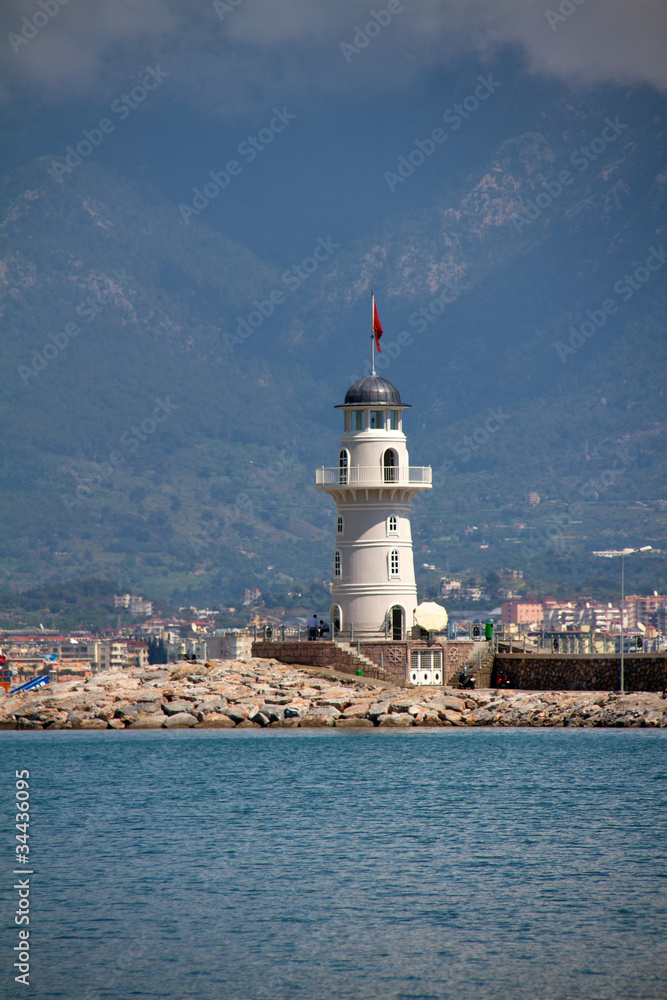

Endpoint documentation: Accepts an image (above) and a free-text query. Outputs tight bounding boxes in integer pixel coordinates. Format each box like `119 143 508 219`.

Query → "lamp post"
619 546 652 693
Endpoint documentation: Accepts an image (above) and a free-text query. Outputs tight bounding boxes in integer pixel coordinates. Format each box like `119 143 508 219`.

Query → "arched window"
334 550 341 577
389 550 400 578
383 448 398 483
387 515 398 535
337 516 344 534
339 449 349 484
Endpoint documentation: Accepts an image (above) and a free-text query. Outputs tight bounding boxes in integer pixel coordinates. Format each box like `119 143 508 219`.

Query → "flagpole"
371 290 375 376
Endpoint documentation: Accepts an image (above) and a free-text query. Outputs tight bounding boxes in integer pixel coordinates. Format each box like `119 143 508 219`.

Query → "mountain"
1 77 666 609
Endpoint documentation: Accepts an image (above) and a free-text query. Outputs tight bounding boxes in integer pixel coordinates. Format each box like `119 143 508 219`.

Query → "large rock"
248 710 271 727
366 701 392 721
261 703 289 722
114 705 140 720
388 698 422 714
300 705 340 726
196 698 228 714
135 699 163 715
414 709 443 726
163 712 198 728
77 719 108 730
428 694 467 713
340 702 375 718
163 699 196 716
197 713 235 728
128 715 165 729
335 717 374 728
438 709 464 725
377 714 414 727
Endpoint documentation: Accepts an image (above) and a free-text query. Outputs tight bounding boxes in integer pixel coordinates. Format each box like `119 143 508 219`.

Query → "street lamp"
618 546 652 693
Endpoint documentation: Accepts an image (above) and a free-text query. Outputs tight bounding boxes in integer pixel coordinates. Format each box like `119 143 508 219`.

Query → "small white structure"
316 374 431 639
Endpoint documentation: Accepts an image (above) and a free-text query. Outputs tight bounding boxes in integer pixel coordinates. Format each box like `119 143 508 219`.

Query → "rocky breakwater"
1 659 666 729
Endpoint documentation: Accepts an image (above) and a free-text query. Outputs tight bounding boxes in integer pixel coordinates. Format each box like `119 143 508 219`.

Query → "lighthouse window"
387 516 398 534
344 411 351 432
389 550 400 577
390 410 399 430
353 410 364 430
334 550 341 577
369 410 384 429
337 516 344 534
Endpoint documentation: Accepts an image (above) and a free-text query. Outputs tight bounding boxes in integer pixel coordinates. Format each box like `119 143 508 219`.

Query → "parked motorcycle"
458 669 476 690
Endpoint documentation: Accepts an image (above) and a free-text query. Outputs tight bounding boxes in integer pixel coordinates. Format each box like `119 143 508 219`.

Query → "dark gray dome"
343 376 403 406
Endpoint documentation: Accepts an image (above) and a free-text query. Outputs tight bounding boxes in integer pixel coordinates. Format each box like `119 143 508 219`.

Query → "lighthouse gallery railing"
316 466 432 486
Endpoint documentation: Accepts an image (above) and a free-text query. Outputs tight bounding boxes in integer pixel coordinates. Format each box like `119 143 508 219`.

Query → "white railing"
315 466 432 486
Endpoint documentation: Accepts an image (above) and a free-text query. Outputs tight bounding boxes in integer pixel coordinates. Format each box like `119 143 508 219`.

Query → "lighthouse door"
390 606 404 641
383 449 398 483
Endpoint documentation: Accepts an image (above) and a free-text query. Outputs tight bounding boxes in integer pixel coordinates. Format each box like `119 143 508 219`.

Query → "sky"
2 0 667 111
2 1 667 264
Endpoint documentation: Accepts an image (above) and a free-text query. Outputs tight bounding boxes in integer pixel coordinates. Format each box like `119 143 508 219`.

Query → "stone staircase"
463 641 496 687
333 639 384 678
250 639 389 682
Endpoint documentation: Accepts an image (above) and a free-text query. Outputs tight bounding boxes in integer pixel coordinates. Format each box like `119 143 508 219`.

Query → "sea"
1 728 666 1000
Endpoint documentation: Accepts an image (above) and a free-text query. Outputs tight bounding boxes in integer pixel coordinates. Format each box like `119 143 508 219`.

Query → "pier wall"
493 653 667 692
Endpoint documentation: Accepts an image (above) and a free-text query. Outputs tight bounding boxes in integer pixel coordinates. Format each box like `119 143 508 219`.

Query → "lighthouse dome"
343 375 403 406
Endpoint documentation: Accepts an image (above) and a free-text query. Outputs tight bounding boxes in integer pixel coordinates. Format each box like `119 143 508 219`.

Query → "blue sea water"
1 728 666 1000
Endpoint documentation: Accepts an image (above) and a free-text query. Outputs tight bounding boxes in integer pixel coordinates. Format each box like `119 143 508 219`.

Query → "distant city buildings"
113 593 153 616
501 599 543 626
499 594 667 632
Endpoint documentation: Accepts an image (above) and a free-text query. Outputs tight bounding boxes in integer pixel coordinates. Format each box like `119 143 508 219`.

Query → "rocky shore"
2 657 667 730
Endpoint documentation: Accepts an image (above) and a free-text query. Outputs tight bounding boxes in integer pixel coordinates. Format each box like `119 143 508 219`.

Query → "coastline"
2 657 666 730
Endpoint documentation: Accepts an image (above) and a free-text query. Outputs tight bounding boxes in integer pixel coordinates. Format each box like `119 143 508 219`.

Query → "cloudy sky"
2 0 667 115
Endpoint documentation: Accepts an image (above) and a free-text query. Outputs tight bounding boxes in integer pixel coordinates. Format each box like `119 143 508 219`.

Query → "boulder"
414 710 443 726
335 717 374 728
196 698 227 714
162 699 196 716
377 713 414 727
257 704 286 723
128 716 165 729
77 719 108 730
135 699 163 715
114 705 139 720
107 719 125 730
389 698 421 714
248 710 271 727
340 702 374 718
366 701 392 721
224 704 260 723
300 705 340 726
197 713 235 728
163 712 198 728
438 710 464 726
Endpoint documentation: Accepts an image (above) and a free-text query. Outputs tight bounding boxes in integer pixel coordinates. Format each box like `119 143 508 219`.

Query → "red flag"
373 299 383 353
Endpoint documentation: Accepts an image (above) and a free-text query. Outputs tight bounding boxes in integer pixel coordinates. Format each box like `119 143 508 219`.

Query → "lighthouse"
316 317 432 639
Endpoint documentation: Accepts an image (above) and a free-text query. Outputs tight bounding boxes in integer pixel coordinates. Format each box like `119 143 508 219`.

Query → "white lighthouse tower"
316 369 432 640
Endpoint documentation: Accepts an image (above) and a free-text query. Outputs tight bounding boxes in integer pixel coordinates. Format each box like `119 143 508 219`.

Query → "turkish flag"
373 300 383 353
